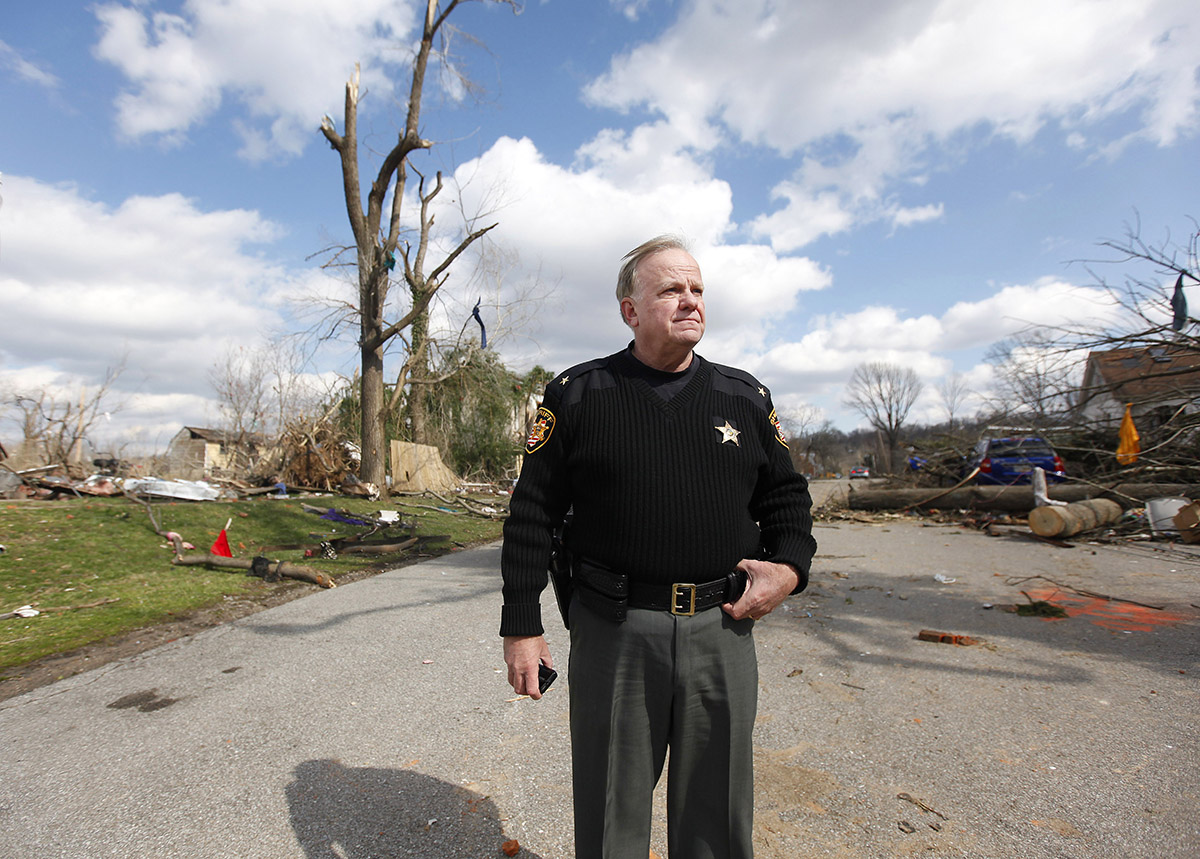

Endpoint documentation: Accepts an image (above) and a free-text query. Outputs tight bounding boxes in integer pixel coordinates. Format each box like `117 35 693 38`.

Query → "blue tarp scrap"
318 509 378 527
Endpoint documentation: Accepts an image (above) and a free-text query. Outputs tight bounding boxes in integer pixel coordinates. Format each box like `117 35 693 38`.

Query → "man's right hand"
503 635 553 700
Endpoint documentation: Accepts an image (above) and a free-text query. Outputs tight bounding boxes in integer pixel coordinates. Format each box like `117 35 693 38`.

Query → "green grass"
0 494 504 673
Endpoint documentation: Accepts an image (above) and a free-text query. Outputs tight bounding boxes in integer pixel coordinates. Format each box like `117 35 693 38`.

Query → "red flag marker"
210 518 233 557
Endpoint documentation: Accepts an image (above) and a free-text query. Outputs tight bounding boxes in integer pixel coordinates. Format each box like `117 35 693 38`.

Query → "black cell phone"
537 663 558 694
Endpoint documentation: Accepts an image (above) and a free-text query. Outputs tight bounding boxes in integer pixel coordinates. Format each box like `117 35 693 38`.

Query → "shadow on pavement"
244 578 495 638
287 758 540 859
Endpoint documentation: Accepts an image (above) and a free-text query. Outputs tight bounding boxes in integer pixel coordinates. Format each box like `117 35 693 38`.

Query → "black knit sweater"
499 348 816 637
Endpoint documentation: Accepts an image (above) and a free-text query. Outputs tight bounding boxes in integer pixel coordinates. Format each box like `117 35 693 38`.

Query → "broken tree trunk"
848 483 1200 512
1028 499 1123 538
172 553 335 588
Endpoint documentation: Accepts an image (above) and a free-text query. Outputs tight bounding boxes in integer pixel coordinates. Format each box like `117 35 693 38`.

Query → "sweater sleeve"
751 397 817 593
499 380 573 637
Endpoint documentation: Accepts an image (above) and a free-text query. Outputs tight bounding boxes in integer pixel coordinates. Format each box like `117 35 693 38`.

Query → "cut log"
848 483 1200 512
172 553 335 588
1028 499 1123 538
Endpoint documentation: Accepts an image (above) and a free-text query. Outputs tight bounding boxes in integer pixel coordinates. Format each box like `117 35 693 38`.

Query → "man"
501 235 816 859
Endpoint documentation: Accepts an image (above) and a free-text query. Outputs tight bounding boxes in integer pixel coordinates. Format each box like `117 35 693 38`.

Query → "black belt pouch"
576 560 629 623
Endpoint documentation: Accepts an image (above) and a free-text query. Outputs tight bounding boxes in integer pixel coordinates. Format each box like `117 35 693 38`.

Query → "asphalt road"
2 480 1197 858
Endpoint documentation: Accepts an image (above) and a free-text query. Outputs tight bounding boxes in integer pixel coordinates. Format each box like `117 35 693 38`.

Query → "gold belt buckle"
671 583 697 616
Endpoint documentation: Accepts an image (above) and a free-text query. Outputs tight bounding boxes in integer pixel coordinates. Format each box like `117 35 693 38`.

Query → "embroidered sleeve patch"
769 409 789 449
526 406 556 453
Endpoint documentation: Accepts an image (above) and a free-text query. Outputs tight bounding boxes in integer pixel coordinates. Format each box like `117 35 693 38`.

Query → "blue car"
966 436 1066 485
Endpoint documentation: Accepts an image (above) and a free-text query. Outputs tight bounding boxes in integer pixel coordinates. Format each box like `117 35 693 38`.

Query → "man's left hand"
721 559 799 621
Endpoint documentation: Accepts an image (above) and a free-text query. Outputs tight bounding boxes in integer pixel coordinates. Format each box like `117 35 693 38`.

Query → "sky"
2 0 1199 455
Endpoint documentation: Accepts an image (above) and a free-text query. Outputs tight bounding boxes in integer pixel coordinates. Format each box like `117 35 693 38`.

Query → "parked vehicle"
965 436 1065 485
849 466 870 479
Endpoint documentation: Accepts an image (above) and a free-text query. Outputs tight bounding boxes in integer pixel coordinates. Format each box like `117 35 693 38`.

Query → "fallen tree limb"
172 553 335 588
335 537 418 555
849 483 1200 512
127 493 190 554
422 490 507 519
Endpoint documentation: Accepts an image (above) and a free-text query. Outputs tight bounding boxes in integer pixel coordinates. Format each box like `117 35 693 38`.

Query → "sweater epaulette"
547 354 619 407
710 362 772 410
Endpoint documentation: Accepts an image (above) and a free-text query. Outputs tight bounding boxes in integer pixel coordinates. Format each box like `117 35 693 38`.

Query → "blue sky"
2 0 1198 453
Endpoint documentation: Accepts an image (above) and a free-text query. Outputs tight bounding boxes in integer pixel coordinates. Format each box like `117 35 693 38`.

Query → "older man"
501 235 816 859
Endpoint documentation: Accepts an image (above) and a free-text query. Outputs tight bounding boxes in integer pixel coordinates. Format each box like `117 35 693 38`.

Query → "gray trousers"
568 596 758 859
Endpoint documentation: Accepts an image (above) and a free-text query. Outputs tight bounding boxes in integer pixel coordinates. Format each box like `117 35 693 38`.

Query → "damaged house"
1075 346 1200 436
165 426 268 480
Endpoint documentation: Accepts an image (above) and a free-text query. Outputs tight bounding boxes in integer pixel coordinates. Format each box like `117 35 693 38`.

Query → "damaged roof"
1081 346 1200 408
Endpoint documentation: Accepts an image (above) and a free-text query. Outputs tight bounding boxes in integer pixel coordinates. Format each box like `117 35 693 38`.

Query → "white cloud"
433 136 832 373
939 278 1124 349
586 0 1200 248
0 39 60 89
729 276 1126 428
422 132 1118 421
888 203 944 230
92 0 420 157
0 175 308 447
608 0 652 23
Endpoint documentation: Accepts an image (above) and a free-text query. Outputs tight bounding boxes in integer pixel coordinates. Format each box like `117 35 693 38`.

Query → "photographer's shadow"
286 758 544 858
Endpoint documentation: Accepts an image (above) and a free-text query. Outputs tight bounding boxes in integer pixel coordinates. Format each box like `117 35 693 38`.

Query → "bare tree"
1072 213 1200 350
984 330 1085 430
778 403 824 441
935 373 972 430
262 334 331 434
1 362 126 474
843 362 923 468
209 346 271 439
318 0 519 488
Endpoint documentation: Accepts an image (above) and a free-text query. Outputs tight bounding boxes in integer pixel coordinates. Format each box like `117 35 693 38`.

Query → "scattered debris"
2 605 39 620
124 478 234 502
933 574 957 584
917 629 980 646
1146 496 1190 536
301 503 389 528
1031 466 1067 509
2 597 120 620
898 820 917 834
1173 501 1200 543
898 791 948 820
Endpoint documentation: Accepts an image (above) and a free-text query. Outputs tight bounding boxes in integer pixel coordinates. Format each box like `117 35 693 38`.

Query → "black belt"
577 561 745 617
629 576 740 615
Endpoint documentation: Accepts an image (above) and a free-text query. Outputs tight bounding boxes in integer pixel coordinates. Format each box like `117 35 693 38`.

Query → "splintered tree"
319 0 518 489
